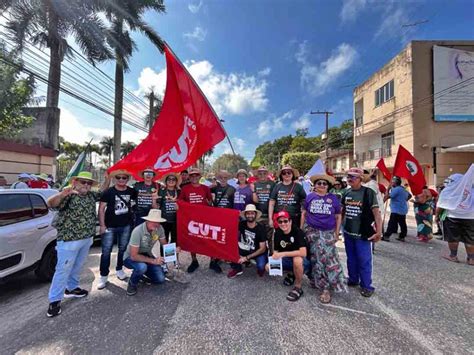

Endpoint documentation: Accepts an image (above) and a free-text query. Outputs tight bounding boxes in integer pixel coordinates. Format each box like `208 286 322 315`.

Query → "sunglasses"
334 183 341 186
277 219 290 224
143 172 155 177
347 175 359 181
167 177 177 182
77 179 93 186
316 181 328 186
116 176 129 180
281 171 293 176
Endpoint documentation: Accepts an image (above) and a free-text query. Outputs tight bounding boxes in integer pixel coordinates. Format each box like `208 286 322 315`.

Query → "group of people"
3 172 55 189
44 163 473 318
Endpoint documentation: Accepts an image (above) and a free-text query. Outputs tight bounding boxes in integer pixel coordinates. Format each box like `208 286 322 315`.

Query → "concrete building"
353 40 474 186
320 148 353 178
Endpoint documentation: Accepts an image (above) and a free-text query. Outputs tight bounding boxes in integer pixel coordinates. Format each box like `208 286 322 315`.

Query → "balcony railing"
355 147 392 163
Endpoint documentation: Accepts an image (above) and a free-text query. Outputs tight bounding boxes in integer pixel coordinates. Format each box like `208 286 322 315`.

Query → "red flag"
177 201 240 262
376 158 392 182
393 145 426 195
108 44 226 179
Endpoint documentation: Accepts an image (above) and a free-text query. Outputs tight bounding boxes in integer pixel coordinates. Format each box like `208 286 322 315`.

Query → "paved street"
1 220 473 354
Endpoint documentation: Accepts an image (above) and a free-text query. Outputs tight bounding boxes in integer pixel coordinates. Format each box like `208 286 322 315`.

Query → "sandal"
283 273 295 286
467 258 474 266
442 255 460 263
319 290 331 304
287 287 303 302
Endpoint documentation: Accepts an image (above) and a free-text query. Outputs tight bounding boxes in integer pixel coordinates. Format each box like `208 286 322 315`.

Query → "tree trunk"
113 54 124 164
46 7 61 108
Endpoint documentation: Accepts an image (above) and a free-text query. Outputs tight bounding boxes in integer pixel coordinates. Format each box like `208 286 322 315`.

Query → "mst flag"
108 44 226 179
177 201 240 263
376 158 392 182
393 145 426 195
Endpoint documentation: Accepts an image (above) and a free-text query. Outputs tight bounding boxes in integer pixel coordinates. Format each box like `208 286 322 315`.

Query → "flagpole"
163 42 236 156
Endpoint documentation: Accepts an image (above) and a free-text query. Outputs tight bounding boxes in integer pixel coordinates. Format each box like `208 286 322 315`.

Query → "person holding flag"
382 176 411 242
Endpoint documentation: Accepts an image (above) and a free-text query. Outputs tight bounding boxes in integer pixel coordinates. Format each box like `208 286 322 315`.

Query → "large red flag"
177 201 240 262
376 158 392 182
392 145 426 195
108 44 226 179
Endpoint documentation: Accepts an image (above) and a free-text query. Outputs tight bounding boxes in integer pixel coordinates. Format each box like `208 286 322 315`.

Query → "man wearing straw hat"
123 209 168 296
45 171 110 317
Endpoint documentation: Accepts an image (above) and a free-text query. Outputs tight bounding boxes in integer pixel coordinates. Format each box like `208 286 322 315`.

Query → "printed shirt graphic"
274 226 306 253
133 181 158 216
270 182 307 217
342 187 378 239
211 185 236 208
254 181 276 217
100 186 137 227
233 185 253 211
238 221 266 255
179 184 212 206
304 193 341 231
124 223 165 260
158 189 180 222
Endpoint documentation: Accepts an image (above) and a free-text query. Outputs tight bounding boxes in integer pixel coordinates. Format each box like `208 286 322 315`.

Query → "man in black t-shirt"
98 170 138 289
253 166 276 241
211 170 236 209
268 211 310 302
228 205 267 279
133 167 160 225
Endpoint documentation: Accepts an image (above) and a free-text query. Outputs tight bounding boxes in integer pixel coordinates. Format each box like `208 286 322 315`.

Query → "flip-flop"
442 255 460 263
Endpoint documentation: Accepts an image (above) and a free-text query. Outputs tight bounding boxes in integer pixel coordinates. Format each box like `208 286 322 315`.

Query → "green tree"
253 135 293 171
1 0 112 108
120 141 137 158
0 42 36 137
99 0 166 163
144 91 163 129
58 136 84 159
281 152 320 176
295 128 309 137
100 136 114 165
212 154 249 175
327 119 353 149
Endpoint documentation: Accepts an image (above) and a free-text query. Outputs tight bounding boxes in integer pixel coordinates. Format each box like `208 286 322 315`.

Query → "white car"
0 189 58 282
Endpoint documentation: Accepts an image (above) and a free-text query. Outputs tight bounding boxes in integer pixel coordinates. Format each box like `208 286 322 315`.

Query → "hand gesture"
61 187 78 197
238 256 247 264
272 252 281 260
151 189 159 201
368 233 381 242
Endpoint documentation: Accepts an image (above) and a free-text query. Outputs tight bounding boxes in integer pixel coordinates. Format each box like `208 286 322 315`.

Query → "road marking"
319 304 380 318
372 299 442 355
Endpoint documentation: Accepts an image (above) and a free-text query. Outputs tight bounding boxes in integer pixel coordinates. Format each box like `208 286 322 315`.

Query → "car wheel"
35 245 57 282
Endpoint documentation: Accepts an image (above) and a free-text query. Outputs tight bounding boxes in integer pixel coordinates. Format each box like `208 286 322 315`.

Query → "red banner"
177 201 240 262
376 158 392 182
108 44 226 179
393 145 426 195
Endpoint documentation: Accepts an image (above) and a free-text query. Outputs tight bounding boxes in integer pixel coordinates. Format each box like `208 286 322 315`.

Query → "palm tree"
0 0 112 108
100 136 114 165
199 148 214 171
98 0 165 163
144 91 163 131
120 141 136 158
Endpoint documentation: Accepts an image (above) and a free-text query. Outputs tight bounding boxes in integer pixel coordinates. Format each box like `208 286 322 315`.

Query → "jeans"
344 234 374 291
282 256 311 274
384 213 407 238
48 237 93 303
123 257 165 286
100 225 131 277
231 254 267 272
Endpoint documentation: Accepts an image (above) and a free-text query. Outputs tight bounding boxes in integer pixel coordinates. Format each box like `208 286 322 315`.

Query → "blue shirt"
390 186 409 215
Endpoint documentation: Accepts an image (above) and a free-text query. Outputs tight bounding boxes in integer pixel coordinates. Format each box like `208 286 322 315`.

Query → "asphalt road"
1 220 473 354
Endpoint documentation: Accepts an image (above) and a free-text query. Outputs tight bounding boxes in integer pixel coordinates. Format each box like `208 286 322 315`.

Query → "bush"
281 152 319 176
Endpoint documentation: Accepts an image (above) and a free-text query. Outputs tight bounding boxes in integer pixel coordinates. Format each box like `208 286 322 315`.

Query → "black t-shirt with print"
157 188 180 223
211 184 236 208
273 225 306 253
100 186 137 227
133 181 159 216
270 182 307 217
238 221 266 256
254 181 276 217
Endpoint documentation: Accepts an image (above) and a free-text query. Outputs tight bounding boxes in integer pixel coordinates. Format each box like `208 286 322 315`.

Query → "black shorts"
162 222 177 244
443 217 474 245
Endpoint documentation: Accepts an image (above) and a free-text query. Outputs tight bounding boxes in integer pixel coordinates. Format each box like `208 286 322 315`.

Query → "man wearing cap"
382 176 411 242
341 167 382 298
98 170 138 289
178 168 215 273
45 171 110 317
10 173 31 189
268 211 310 302
123 209 168 296
29 173 50 189
228 204 267 278
211 170 236 209
133 167 160 225
253 166 276 239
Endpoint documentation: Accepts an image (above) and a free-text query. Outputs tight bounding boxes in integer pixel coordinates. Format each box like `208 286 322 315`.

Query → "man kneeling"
228 204 267 278
268 211 310 302
123 209 167 296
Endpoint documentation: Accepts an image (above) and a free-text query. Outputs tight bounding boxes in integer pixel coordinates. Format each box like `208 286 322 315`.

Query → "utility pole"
310 110 333 161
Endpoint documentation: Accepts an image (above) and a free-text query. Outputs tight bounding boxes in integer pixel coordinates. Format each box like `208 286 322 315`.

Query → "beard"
246 216 256 223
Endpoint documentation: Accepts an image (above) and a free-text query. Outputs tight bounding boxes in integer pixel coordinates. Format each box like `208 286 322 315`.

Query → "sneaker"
347 280 359 287
126 281 138 296
381 236 390 242
46 301 61 318
139 275 152 285
396 236 406 242
360 288 374 297
116 269 128 280
97 276 108 290
257 269 265 277
209 260 223 274
227 269 243 278
64 288 88 298
187 260 200 273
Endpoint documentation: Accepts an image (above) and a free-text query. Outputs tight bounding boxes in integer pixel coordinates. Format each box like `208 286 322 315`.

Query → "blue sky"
11 0 474 163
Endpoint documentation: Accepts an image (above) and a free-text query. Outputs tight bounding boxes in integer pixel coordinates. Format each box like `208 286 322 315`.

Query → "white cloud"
292 116 311 130
258 67 271 77
257 110 294 138
296 42 357 96
135 60 269 117
183 26 207 42
188 0 203 14
374 7 407 41
340 0 370 23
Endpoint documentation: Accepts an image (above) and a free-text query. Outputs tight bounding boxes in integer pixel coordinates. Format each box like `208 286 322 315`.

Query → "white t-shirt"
11 181 29 189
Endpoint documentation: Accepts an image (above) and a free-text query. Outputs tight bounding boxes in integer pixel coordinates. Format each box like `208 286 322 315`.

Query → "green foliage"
120 141 137 158
295 128 309 137
59 136 85 159
253 135 294 171
0 43 36 138
281 152 320 176
212 154 249 175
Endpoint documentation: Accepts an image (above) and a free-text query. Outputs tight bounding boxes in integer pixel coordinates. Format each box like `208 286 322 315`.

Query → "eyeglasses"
316 181 328 186
277 219 290 224
281 171 292 176
167 177 177 182
143 172 154 177
77 179 93 186
116 176 129 180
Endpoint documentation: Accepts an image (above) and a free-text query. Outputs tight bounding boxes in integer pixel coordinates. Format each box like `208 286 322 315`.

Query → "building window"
332 159 337 170
341 156 347 170
355 116 363 127
375 79 394 107
381 131 394 156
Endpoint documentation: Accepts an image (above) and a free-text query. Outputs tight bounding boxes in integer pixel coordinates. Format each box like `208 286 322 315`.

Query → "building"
320 148 353 178
353 40 474 186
